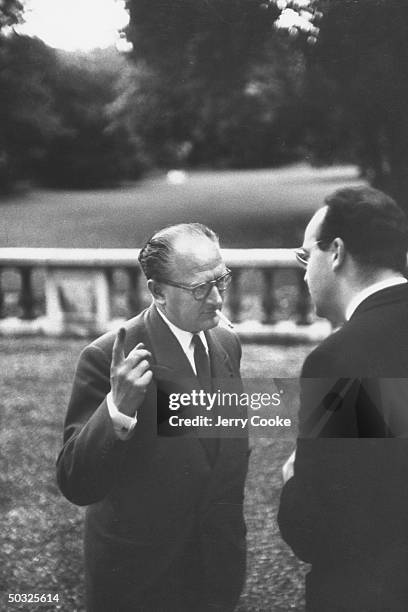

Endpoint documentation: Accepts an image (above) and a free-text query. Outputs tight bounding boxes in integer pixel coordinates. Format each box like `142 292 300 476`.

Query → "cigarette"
215 309 234 329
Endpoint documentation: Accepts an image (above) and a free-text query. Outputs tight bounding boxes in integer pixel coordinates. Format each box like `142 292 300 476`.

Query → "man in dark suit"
57 223 249 612
278 187 408 611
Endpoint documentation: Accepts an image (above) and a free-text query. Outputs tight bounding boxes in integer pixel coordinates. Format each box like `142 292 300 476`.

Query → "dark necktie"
191 334 218 464
192 334 212 393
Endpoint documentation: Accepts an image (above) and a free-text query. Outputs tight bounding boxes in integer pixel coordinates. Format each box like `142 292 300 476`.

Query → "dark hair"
138 223 219 280
318 186 408 274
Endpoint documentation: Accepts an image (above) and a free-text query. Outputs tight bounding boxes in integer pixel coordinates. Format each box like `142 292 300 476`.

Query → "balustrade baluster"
261 268 277 324
104 268 114 315
295 268 311 324
227 268 242 323
19 267 36 320
0 268 5 318
104 268 114 288
126 267 141 316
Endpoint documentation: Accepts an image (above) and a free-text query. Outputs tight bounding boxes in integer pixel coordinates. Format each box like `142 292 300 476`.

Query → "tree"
0 33 63 190
0 0 23 33
286 0 408 212
38 48 141 188
0 3 139 190
123 0 306 168
0 1 24 188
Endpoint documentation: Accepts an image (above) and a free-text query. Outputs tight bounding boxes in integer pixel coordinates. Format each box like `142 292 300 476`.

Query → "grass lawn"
1 165 364 249
1 337 312 612
0 164 365 319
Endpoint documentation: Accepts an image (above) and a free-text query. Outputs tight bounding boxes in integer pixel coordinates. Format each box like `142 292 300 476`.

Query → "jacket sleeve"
278 347 353 562
56 343 130 506
277 438 327 563
217 326 242 373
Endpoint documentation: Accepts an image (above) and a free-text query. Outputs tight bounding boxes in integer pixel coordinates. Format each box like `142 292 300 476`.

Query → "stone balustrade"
0 248 333 342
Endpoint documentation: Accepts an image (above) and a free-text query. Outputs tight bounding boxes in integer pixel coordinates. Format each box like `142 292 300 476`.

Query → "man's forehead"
172 235 223 274
303 206 328 246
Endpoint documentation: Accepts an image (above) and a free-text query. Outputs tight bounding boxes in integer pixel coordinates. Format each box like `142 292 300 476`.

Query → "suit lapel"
141 305 242 467
205 329 244 463
143 305 214 463
205 329 235 380
145 304 195 377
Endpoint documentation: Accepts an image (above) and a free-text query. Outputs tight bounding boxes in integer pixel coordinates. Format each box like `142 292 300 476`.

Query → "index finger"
111 327 126 367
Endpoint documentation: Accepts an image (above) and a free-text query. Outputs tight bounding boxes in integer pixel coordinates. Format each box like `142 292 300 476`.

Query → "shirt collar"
156 306 208 352
345 276 407 321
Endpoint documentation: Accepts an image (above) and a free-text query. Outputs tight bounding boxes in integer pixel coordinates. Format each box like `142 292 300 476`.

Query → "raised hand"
110 328 153 417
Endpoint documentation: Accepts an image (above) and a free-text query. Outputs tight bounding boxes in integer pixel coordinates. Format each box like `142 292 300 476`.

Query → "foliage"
4 0 408 204
0 2 147 191
0 34 62 191
0 0 23 34
123 0 307 168
37 48 143 189
284 0 408 211
0 34 142 191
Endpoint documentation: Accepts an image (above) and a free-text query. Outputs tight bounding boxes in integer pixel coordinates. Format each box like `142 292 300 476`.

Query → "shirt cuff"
106 391 137 440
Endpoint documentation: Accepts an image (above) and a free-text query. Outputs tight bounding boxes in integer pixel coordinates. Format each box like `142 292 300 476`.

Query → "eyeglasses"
294 241 325 268
157 269 232 301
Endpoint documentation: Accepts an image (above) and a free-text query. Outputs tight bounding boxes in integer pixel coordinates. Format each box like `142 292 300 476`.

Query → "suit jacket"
57 305 249 611
278 283 408 611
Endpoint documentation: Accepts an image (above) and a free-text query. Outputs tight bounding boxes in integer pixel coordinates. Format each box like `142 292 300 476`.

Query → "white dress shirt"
107 307 209 439
345 276 407 321
155 307 209 374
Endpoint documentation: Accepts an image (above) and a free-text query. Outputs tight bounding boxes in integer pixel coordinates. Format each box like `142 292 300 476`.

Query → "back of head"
319 186 408 274
138 222 219 280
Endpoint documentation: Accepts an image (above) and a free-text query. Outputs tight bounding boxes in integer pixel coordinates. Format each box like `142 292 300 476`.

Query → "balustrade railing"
0 248 333 342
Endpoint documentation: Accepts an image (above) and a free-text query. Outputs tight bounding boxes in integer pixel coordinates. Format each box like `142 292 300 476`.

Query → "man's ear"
147 279 166 304
332 237 346 271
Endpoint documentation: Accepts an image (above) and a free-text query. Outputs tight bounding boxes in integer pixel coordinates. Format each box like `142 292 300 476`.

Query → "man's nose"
206 284 223 306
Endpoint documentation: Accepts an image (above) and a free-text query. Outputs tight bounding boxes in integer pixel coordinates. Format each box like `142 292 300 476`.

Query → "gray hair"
138 223 219 280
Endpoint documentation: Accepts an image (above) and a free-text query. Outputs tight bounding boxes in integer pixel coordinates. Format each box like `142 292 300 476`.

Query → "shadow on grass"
1 338 312 611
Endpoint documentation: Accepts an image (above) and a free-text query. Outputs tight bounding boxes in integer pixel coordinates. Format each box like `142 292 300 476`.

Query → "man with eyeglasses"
57 223 248 612
278 187 408 611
